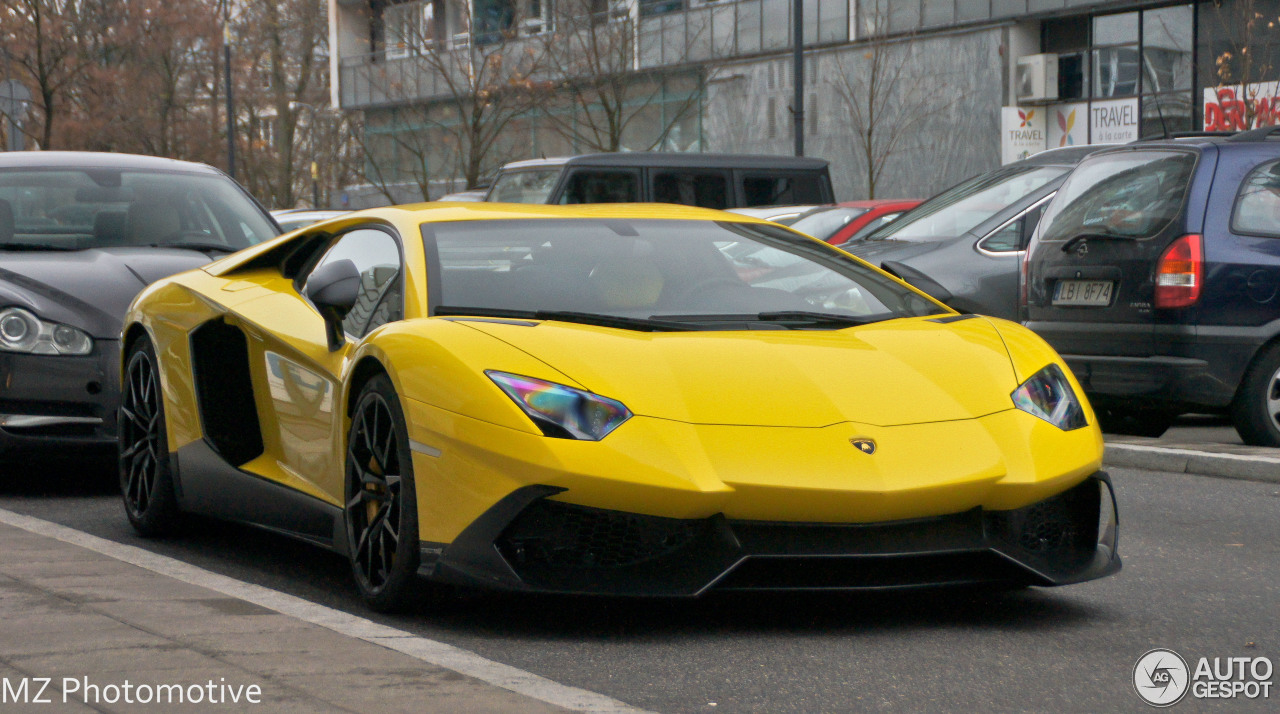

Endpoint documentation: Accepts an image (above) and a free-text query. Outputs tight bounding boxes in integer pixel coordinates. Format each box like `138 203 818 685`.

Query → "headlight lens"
1011 363 1087 431
0 307 93 356
487 371 631 440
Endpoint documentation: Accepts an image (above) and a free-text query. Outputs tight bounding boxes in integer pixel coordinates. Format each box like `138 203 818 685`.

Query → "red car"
729 199 922 245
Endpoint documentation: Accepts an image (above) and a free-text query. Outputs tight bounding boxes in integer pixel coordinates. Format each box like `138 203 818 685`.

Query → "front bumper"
422 472 1120 596
0 341 120 454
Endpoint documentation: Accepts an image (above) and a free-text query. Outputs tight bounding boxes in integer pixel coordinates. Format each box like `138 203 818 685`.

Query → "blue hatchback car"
1024 127 1280 445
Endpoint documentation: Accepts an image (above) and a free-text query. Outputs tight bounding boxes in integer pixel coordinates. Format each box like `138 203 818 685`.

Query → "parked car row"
827 128 1280 446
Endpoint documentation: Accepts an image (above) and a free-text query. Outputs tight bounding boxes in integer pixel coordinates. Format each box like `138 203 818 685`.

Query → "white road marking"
0 506 650 714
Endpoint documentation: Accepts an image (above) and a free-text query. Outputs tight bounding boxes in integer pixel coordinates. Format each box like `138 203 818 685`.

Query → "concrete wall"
703 26 1007 201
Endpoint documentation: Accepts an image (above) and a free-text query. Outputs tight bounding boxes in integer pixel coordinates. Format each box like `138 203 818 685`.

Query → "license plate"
1053 280 1114 306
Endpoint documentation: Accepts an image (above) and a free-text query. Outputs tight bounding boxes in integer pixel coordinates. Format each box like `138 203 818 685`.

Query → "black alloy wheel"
1232 342 1280 447
120 337 180 536
345 374 422 612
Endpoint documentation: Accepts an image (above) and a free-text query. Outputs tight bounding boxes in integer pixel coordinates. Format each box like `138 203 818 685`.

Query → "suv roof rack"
1225 126 1280 142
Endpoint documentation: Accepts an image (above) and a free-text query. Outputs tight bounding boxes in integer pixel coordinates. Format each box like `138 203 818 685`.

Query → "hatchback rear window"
1039 150 1196 242
1232 160 1280 238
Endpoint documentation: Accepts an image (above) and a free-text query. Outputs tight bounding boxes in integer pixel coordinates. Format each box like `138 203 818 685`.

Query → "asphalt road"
1 459 1277 713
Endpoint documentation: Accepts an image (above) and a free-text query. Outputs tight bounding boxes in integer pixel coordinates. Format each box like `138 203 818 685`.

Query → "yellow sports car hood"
464 316 1018 427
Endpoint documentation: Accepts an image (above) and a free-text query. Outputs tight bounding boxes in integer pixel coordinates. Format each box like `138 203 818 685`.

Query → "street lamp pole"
792 0 804 157
223 0 236 179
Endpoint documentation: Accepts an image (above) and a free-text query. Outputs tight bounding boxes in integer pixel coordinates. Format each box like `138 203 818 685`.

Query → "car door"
230 226 405 503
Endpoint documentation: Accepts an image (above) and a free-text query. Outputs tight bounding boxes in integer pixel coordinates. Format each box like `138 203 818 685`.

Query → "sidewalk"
0 514 607 713
1103 419 1280 483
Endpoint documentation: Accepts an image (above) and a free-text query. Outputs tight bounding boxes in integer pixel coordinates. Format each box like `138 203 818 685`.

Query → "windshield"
0 168 277 251
487 168 562 203
1038 151 1197 242
871 166 1067 242
789 207 867 241
423 219 944 329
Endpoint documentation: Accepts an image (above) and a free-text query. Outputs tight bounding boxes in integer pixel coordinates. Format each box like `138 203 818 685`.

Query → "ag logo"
1134 648 1190 707
849 438 876 454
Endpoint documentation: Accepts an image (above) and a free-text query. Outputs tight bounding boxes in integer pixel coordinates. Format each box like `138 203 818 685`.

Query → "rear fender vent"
189 319 263 466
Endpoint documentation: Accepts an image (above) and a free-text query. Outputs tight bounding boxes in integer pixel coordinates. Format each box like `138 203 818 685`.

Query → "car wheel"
120 337 181 536
1095 406 1176 438
344 374 423 612
1231 342 1280 447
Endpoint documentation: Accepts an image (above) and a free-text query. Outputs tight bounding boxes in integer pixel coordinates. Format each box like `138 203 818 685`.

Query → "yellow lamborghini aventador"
119 203 1119 611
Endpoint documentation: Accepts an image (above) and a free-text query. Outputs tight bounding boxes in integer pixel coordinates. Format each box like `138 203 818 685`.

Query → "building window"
767 96 777 138
808 93 818 135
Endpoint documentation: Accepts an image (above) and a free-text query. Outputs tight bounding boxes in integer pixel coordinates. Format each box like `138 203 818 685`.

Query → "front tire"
344 374 422 612
120 337 181 536
1232 342 1280 447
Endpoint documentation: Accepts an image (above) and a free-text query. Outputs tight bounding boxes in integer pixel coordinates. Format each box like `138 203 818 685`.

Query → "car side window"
742 174 824 206
979 202 1047 253
304 228 403 339
652 171 729 208
558 170 640 204
1232 160 1280 238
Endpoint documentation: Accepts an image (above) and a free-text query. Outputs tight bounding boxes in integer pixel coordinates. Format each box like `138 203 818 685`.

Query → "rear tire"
1095 406 1176 438
344 374 423 612
119 337 181 536
1231 343 1280 447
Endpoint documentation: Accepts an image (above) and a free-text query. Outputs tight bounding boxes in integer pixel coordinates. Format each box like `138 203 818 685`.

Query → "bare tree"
1206 0 1280 130
359 1 547 198
0 0 95 149
825 4 941 198
538 0 699 153
234 0 329 208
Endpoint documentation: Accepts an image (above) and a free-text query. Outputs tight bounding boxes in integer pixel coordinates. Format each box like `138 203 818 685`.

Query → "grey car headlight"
0 307 93 356
1011 363 1087 431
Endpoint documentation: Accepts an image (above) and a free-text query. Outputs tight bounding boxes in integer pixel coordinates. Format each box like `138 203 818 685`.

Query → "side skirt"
173 439 347 556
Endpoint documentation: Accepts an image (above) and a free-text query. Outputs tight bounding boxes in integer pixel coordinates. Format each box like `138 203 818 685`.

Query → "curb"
1104 442 1280 483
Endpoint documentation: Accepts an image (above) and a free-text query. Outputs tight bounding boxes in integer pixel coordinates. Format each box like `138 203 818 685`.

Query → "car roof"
498 152 830 171
1014 145 1111 167
0 150 223 174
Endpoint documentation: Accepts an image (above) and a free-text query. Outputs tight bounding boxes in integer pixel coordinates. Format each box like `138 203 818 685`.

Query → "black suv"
1024 127 1280 445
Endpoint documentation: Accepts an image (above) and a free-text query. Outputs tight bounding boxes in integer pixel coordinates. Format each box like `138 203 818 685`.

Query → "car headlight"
0 307 93 356
1010 363 1087 431
487 371 631 440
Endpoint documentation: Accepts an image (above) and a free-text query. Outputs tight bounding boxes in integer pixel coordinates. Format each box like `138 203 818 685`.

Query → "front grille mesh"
498 500 703 570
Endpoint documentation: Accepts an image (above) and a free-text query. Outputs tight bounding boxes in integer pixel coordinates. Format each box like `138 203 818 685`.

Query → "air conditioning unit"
520 17 545 35
1016 54 1059 104
451 32 471 50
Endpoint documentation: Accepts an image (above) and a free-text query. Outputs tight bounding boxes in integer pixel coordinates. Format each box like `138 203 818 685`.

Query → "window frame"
298 224 407 340
1230 158 1280 240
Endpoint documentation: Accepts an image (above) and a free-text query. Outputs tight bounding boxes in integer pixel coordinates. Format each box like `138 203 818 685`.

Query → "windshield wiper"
755 311 876 326
653 311 877 328
0 242 81 251
434 306 695 332
1061 232 1139 252
145 242 238 253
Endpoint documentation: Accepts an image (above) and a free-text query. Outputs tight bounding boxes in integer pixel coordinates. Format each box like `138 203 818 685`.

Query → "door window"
652 171 729 208
304 228 403 339
558 170 640 204
1232 160 1280 239
742 174 825 206
979 202 1048 253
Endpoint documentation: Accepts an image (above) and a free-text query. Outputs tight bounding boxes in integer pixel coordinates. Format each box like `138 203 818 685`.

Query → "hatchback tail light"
1154 234 1203 309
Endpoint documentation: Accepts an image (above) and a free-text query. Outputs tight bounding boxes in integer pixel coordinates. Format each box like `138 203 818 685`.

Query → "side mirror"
304 259 361 350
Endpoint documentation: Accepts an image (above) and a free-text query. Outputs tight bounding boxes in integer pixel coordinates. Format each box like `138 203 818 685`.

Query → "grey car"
843 146 1107 321
0 152 279 459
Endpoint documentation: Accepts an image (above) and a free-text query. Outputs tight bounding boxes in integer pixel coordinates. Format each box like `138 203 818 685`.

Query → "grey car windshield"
0 168 277 251
1038 151 1197 242
487 168 562 203
870 166 1067 242
423 219 944 325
